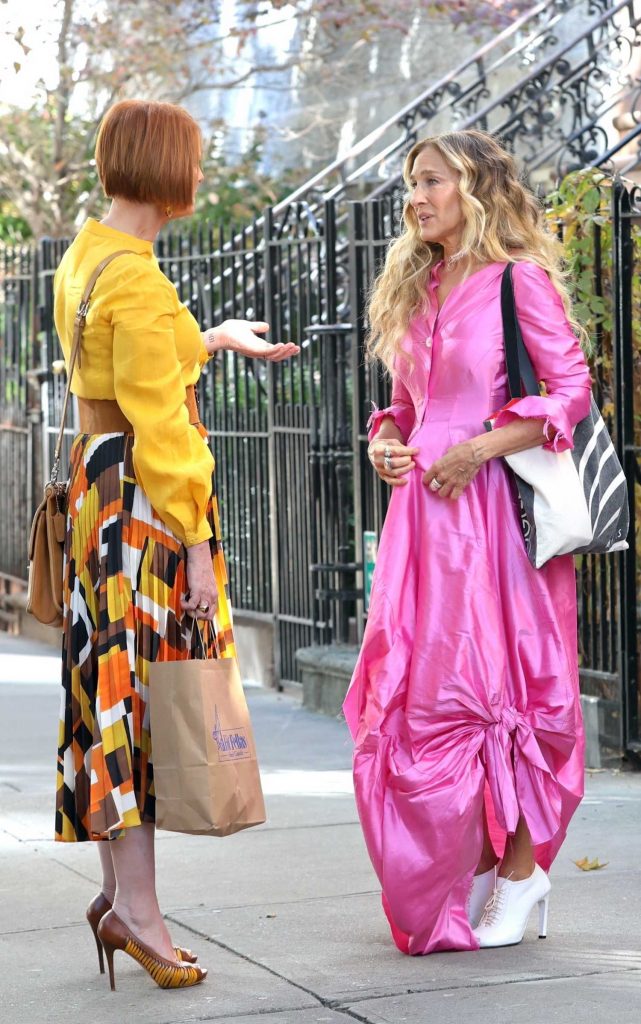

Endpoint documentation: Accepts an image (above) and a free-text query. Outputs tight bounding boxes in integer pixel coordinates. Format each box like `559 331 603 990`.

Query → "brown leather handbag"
26 249 134 626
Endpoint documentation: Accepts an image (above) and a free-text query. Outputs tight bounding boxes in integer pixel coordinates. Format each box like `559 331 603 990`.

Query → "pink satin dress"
343 260 593 955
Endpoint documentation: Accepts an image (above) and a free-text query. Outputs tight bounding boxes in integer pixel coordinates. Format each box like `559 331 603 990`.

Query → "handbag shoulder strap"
500 263 540 400
51 248 136 482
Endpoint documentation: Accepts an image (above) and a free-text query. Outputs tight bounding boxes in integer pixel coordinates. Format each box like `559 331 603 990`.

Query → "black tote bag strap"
500 263 540 400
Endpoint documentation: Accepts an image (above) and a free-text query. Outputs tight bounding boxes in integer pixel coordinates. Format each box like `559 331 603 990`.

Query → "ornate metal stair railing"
487 0 641 176
369 0 641 200
587 94 641 171
273 0 569 213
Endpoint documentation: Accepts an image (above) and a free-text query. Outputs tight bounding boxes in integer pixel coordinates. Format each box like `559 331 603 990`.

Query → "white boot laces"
467 866 496 918
479 872 513 927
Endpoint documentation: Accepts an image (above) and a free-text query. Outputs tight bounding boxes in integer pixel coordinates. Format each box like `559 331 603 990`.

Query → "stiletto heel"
538 893 549 938
93 929 105 974
86 892 198 972
97 910 207 991
102 937 117 992
86 893 111 974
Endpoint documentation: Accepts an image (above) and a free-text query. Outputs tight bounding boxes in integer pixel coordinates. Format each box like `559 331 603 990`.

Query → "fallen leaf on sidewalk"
573 856 609 871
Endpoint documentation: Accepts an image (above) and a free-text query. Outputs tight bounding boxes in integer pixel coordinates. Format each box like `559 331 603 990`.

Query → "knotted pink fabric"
344 261 592 954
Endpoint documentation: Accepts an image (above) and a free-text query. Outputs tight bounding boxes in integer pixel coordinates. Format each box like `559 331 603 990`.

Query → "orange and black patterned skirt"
55 428 236 842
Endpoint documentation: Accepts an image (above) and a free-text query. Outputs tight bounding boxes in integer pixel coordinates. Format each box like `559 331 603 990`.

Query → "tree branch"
53 0 75 170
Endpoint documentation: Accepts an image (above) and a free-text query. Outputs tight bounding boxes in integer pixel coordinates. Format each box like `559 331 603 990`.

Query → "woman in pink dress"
343 129 592 954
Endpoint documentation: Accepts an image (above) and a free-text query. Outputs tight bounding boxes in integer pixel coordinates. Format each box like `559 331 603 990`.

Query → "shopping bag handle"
189 615 222 660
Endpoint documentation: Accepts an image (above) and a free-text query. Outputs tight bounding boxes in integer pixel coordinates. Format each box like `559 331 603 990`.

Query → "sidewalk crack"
165 914 326 1008
163 921 641 1024
332 965 641 1007
41 854 100 887
164 915 382 1021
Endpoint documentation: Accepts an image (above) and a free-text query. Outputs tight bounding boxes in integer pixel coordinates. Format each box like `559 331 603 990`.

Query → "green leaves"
545 168 613 350
547 170 641 599
582 187 601 214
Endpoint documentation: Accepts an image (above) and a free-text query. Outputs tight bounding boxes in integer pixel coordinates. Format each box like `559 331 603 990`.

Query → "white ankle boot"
467 867 496 928
473 864 551 948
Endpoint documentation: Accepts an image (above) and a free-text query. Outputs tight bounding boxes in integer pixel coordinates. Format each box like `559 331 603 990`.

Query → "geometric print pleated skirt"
55 428 236 843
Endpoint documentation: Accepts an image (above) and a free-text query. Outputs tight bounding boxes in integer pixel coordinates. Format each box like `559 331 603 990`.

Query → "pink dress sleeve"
491 261 593 452
367 373 416 443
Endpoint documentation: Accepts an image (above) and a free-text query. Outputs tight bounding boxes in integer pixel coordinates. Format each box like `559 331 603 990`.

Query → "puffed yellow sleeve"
111 262 214 547
198 335 210 367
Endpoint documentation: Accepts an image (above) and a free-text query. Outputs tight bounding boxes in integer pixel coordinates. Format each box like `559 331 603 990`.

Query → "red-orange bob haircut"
95 100 202 209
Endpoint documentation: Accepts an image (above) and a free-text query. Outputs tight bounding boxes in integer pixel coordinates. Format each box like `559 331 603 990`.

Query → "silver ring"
197 602 210 613
429 478 443 492
384 454 393 472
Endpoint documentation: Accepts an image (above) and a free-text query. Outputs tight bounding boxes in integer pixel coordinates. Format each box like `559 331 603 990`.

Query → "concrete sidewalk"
1 633 640 1024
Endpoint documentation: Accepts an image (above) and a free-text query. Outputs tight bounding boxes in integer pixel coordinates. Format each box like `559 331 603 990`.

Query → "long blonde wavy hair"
367 129 581 370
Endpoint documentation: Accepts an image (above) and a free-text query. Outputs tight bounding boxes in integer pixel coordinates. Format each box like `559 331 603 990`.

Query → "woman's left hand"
423 438 486 499
204 320 300 361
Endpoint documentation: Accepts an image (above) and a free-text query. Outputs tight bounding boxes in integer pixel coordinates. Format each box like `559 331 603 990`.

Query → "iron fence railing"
612 180 641 760
0 244 38 582
0 0 639 749
273 0 641 214
6 201 353 683
370 0 641 205
0 183 639 756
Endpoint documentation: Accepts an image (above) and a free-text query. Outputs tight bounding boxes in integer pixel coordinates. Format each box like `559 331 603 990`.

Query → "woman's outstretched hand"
423 439 485 499
204 321 300 362
368 437 419 487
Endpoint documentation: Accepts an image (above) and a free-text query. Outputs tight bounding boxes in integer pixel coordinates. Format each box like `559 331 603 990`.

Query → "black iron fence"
0 201 355 685
612 181 641 760
276 1 641 212
0 185 639 757
0 244 38 589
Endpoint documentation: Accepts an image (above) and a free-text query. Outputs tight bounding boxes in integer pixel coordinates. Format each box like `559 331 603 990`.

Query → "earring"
165 205 173 218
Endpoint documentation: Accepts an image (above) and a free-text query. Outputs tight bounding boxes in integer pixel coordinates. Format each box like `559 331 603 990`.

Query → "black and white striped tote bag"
486 264 629 570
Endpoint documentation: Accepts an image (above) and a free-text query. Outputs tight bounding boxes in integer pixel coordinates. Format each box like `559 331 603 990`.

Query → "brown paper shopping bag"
149 634 266 837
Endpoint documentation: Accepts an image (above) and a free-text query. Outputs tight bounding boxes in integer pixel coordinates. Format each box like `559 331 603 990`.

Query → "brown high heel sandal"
86 893 198 972
97 909 207 991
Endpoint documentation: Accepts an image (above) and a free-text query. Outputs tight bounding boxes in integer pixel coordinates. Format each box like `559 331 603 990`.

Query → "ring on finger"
383 452 393 472
429 477 443 493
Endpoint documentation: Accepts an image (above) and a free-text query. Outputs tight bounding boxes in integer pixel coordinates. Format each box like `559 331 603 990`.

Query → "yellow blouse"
54 218 213 547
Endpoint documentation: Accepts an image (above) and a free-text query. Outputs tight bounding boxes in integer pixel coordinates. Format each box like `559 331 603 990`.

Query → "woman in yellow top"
53 99 299 992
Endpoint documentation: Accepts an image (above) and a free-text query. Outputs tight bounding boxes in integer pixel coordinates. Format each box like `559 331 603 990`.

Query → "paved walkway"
0 633 640 1024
